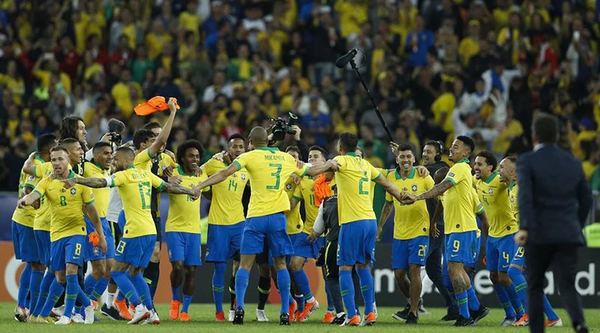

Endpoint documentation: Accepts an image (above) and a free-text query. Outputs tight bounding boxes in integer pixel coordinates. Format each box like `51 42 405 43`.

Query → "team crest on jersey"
510 196 514 203
286 183 292 191
241 174 246 181
27 175 35 181
488 188 493 194
412 185 418 192
70 188 77 195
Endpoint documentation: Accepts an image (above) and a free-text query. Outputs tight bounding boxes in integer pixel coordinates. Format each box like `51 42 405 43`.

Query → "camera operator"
268 113 309 161
84 118 126 162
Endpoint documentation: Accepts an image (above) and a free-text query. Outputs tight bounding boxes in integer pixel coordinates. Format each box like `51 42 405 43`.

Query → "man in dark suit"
515 114 591 333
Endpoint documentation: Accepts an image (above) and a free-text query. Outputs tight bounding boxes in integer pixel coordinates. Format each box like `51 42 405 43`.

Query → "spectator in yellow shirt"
459 20 481 68
33 56 72 92
431 82 456 135
335 0 368 38
146 19 174 60
179 1 201 43
0 60 25 105
110 68 142 119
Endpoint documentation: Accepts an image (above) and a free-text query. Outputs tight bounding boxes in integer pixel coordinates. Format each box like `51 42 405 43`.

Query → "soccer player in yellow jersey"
18 146 106 325
402 136 488 326
11 135 56 322
63 146 200 325
166 140 209 322
377 144 434 324
195 127 335 325
284 146 304 242
20 134 57 321
288 146 328 321
328 133 404 327
82 142 114 309
203 134 252 321
133 99 178 300
473 151 524 325
498 157 562 327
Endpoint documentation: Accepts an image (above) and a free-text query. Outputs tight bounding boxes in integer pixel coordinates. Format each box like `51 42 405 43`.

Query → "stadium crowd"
0 0 598 191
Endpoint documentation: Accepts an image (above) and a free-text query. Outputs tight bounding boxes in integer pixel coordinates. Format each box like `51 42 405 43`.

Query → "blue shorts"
486 234 518 272
84 217 116 261
35 230 51 267
337 220 376 266
445 231 477 265
50 235 86 272
294 232 325 259
268 233 300 267
166 232 202 266
465 235 481 269
12 221 38 263
115 235 157 268
392 236 429 270
206 222 245 263
241 213 294 257
511 246 526 268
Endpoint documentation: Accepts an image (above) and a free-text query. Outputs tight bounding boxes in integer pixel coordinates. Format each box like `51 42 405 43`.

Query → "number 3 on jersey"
266 163 282 190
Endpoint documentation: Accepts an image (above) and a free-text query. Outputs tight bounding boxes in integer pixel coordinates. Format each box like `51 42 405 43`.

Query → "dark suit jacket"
517 144 593 245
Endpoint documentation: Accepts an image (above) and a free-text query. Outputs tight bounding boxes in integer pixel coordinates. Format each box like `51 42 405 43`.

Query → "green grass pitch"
0 303 599 332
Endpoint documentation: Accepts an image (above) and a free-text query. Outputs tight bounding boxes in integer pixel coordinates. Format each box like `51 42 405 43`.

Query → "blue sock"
32 271 54 316
543 294 559 321
117 291 125 301
506 284 525 317
234 268 250 310
132 273 153 310
509 266 528 312
64 274 82 318
212 262 225 312
17 263 31 308
494 284 516 319
110 271 140 306
288 293 294 305
339 270 356 318
91 277 109 302
291 269 313 300
456 290 470 319
294 293 305 312
467 286 480 311
84 274 98 298
29 271 43 315
356 268 374 314
182 294 192 314
325 280 335 311
41 279 64 317
172 286 182 302
276 269 291 315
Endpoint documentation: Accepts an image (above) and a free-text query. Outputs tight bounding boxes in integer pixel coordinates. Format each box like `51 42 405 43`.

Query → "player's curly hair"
477 150 498 171
177 140 205 166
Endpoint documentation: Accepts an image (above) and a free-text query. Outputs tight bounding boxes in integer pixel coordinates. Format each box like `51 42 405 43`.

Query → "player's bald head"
249 127 268 147
434 167 449 184
116 147 135 160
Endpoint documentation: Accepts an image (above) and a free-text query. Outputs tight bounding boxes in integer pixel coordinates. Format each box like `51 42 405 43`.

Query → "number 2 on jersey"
358 171 369 195
266 163 282 190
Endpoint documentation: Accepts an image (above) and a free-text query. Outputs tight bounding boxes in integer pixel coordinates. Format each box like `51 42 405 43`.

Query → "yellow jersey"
232 147 309 218
431 92 456 133
385 168 435 240
285 178 303 235
444 159 478 234
12 169 38 227
83 161 111 218
165 166 208 234
111 167 165 238
292 176 319 234
33 161 58 231
473 172 518 237
34 171 94 242
202 158 249 225
333 153 381 224
134 149 176 218
509 183 519 223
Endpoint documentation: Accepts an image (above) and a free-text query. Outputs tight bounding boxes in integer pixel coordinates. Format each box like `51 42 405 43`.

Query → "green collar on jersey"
255 146 279 152
509 182 517 191
395 167 416 180
126 165 135 170
67 170 76 179
345 152 357 157
177 165 196 177
35 155 45 163
456 158 470 164
483 171 498 184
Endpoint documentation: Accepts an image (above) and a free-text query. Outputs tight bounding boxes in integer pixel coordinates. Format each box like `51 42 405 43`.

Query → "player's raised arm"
374 174 403 202
147 98 178 158
22 152 38 176
304 159 338 177
17 190 41 208
196 162 240 191
415 178 454 201
63 177 110 189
